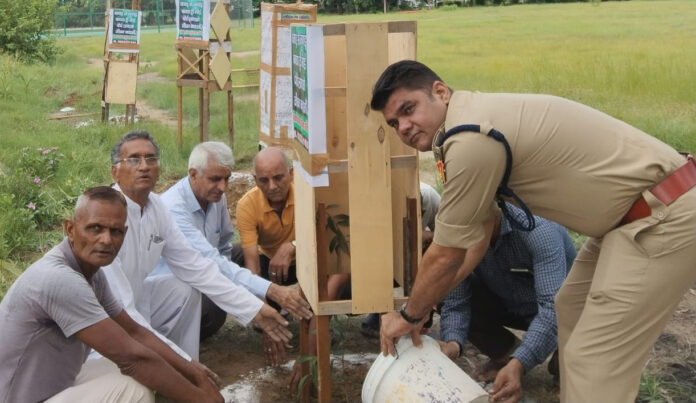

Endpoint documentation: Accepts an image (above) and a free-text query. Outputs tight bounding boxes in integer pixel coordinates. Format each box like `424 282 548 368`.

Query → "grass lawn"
2 0 694 288
1 1 695 399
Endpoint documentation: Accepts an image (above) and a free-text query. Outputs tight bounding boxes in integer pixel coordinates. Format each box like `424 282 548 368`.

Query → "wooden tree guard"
292 21 418 402
259 2 317 148
102 0 141 124
176 0 234 148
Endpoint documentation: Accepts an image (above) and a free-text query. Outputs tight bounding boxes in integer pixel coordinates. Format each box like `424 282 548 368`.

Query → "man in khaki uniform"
371 60 696 402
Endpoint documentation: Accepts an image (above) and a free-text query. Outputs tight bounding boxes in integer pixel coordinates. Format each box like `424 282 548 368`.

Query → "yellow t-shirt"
236 183 295 259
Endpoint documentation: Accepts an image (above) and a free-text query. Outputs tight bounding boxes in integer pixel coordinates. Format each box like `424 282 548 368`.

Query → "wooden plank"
298 317 311 403
317 295 408 316
387 23 419 286
313 32 350 276
388 20 417 34
105 61 137 104
316 315 331 403
294 169 319 313
317 204 329 302
345 22 394 314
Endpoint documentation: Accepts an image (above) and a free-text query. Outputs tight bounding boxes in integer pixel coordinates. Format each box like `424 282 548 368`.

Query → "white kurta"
100 185 264 360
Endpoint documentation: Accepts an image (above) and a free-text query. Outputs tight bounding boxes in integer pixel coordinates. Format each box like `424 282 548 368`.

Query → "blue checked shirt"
439 203 577 372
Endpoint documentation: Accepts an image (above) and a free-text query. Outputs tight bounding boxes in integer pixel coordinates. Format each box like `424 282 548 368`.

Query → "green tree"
0 0 60 63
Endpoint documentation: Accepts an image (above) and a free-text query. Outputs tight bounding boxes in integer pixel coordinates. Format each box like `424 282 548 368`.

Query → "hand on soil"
488 358 523 403
254 304 292 343
190 361 221 388
263 332 290 367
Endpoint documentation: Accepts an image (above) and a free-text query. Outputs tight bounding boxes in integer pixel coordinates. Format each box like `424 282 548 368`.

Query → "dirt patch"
225 172 255 226
138 71 170 84
136 99 178 128
60 92 83 108
201 289 696 402
88 58 104 69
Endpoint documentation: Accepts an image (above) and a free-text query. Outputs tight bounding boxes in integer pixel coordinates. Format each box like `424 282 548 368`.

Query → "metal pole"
156 0 161 33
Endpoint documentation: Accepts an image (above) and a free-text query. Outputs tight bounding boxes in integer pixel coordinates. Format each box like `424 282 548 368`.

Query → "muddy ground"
200 289 696 403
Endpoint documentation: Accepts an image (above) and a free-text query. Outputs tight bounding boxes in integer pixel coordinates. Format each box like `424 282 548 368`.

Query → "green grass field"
2 0 695 290
0 1 695 399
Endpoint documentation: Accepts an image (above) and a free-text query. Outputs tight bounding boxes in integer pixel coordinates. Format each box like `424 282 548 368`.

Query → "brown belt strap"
620 155 696 225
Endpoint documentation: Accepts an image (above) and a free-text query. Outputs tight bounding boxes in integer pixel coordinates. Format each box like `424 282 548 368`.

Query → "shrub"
0 0 60 63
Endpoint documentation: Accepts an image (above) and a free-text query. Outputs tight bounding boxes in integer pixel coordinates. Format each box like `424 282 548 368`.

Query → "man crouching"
0 186 222 403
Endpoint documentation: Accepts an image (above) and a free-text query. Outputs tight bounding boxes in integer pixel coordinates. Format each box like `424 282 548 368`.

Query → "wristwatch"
399 303 424 325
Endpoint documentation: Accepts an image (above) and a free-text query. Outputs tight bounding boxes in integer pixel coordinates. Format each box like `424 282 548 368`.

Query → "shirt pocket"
144 236 166 271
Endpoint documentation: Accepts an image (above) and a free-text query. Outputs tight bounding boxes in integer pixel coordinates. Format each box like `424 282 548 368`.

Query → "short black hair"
110 130 160 165
370 60 444 111
74 186 127 217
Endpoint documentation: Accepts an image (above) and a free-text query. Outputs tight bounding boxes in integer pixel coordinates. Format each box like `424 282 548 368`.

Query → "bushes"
0 146 75 259
0 0 60 63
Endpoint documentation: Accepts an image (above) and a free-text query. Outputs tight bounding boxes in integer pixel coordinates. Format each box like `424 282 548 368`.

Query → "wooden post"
315 203 331 402
298 317 311 403
291 20 418 403
227 92 234 146
101 1 140 124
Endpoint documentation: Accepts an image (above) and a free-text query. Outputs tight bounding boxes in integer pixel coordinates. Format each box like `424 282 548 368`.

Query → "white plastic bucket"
362 335 489 403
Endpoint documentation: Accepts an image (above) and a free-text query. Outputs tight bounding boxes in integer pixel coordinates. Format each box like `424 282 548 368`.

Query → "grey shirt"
0 238 122 403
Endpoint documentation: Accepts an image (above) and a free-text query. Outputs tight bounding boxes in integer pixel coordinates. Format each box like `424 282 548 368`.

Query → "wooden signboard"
107 9 141 52
175 0 234 146
101 1 142 124
291 21 419 402
176 0 210 43
259 2 317 148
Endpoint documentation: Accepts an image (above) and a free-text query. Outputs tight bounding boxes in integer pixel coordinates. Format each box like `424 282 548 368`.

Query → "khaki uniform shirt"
433 91 684 249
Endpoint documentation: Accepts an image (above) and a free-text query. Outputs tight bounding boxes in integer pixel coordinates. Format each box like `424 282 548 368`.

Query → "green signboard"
176 0 210 41
292 25 310 150
108 9 141 49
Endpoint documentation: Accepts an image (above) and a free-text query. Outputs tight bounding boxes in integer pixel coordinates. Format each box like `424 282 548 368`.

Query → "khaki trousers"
46 358 154 403
555 187 696 402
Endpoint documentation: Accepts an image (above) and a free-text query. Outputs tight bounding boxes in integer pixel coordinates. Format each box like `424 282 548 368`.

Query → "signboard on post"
107 9 141 52
291 24 327 186
176 0 211 42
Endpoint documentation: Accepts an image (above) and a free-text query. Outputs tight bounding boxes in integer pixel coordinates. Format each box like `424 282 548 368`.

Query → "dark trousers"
468 273 559 378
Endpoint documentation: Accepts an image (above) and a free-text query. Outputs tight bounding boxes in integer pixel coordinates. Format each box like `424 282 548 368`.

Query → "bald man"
236 147 297 287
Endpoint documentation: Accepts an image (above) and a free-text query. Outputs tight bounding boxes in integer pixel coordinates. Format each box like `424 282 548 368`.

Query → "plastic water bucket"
362 335 488 403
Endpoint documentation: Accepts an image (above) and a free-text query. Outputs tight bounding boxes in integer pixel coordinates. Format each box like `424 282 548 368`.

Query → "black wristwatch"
399 303 424 325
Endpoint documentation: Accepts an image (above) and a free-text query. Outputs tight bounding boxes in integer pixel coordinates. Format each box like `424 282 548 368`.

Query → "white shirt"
155 177 270 299
101 185 264 358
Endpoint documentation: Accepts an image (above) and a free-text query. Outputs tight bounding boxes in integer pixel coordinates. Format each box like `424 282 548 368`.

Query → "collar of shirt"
112 183 153 218
259 183 295 214
56 237 83 275
181 177 206 215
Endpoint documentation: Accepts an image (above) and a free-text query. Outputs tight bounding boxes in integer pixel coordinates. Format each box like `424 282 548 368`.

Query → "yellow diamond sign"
209 49 231 89
210 2 230 41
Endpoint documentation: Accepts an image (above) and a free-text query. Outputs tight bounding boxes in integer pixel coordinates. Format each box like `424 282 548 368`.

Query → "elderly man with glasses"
100 131 292 362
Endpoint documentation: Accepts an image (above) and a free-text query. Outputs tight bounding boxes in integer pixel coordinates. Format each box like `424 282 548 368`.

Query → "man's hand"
253 304 293 343
266 284 313 320
488 358 524 403
379 311 424 357
269 242 294 283
188 361 221 388
263 331 291 367
436 340 461 360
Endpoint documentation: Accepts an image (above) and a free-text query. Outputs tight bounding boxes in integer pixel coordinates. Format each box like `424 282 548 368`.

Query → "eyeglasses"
118 156 160 167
